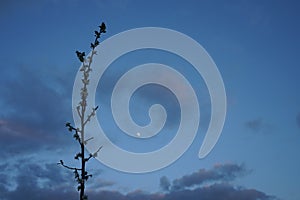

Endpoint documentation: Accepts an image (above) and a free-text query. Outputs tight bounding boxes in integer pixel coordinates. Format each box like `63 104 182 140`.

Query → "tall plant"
58 22 106 200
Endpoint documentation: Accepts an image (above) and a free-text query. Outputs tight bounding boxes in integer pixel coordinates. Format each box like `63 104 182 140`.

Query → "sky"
0 0 300 200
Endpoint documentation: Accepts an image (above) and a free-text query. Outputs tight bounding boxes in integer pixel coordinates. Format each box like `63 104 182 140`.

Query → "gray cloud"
0 64 71 130
0 160 75 200
0 63 75 157
244 118 272 134
160 176 171 191
0 182 275 200
163 183 275 200
0 162 276 200
90 179 115 189
245 119 264 132
0 158 116 200
170 163 247 191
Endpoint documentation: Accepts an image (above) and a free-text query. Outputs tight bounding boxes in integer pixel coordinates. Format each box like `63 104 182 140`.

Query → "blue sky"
0 0 300 200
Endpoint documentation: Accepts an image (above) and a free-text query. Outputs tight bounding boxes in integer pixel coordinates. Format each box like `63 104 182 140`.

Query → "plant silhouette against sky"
58 22 106 200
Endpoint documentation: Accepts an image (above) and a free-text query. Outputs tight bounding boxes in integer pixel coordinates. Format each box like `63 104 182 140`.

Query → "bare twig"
57 160 82 171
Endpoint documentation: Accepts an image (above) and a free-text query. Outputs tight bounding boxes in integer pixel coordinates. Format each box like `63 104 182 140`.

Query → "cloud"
89 179 115 190
0 162 276 200
160 176 171 191
0 158 115 200
0 64 71 130
245 119 263 132
164 183 275 200
1 184 275 200
0 63 75 157
0 160 76 200
170 163 247 191
244 118 272 133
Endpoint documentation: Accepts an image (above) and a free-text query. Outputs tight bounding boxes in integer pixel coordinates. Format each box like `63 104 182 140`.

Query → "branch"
83 106 99 125
57 160 82 171
84 137 94 145
85 154 93 162
66 122 82 144
76 105 82 119
66 122 76 132
93 145 103 158
85 145 103 162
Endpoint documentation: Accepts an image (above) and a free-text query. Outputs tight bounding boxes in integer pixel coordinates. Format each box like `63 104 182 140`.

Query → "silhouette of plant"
58 22 106 200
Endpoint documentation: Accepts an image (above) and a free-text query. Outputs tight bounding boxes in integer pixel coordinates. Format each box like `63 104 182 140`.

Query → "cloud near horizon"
0 162 276 200
166 163 248 191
